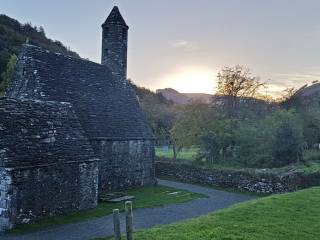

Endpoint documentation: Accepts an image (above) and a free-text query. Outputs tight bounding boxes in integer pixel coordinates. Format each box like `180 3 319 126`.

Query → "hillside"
156 88 213 104
0 14 79 94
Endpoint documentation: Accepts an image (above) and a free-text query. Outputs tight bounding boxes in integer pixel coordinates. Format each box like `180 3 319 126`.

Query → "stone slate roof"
102 6 128 28
0 98 97 168
6 44 154 140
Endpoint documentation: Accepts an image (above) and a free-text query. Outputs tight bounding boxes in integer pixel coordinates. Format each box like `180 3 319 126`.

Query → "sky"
2 0 320 96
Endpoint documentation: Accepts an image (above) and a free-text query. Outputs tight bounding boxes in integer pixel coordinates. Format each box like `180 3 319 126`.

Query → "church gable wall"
91 139 156 192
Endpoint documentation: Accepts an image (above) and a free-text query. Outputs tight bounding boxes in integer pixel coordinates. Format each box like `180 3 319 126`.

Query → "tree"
216 65 265 117
0 54 17 96
170 101 210 149
38 26 46 37
271 112 304 166
281 87 298 101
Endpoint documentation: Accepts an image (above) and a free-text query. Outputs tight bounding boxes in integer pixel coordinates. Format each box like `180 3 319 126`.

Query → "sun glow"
159 66 217 93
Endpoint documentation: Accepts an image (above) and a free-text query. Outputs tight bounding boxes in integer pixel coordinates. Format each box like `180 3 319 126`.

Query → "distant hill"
0 14 79 93
295 82 320 98
281 82 320 110
156 88 213 104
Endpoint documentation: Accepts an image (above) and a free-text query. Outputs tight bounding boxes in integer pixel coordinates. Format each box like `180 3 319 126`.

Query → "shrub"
272 117 304 167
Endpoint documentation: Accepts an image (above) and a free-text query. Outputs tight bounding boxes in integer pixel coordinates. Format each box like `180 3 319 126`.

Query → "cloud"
264 71 320 97
171 40 189 47
269 71 320 88
170 40 199 51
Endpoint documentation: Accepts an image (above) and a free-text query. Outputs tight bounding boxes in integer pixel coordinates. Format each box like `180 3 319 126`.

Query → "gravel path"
2 179 254 240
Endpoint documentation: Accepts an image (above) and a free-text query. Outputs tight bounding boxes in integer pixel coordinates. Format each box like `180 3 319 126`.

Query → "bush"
272 117 304 167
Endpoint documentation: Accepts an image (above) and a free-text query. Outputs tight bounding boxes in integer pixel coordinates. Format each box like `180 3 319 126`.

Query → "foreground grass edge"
99 186 320 240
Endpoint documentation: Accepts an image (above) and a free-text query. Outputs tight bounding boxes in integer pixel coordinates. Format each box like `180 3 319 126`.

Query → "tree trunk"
172 143 177 161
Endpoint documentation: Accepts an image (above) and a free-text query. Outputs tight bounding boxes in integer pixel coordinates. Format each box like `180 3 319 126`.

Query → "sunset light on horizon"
155 66 218 94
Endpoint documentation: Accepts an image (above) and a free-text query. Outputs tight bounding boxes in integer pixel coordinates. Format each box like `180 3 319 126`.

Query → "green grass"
8 185 205 235
157 147 320 176
101 186 320 240
156 147 320 174
155 147 198 160
304 149 320 162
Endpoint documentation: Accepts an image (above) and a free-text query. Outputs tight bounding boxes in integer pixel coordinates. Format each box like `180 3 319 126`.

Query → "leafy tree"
129 80 181 158
299 104 320 148
0 14 80 86
271 111 304 166
232 120 273 167
0 54 17 96
171 102 211 149
199 131 221 164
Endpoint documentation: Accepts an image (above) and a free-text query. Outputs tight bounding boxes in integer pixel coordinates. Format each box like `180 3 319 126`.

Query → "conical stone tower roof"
102 6 128 28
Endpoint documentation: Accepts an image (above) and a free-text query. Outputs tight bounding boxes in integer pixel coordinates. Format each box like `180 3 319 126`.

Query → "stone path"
2 179 254 240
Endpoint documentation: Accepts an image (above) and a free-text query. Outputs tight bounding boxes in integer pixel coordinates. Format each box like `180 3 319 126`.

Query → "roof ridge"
21 44 115 70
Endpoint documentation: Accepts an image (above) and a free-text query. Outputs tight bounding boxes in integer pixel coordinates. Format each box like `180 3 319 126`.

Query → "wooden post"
113 209 121 240
125 201 133 240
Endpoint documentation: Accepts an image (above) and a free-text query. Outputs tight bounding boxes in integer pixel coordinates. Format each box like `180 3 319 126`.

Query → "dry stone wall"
156 160 320 193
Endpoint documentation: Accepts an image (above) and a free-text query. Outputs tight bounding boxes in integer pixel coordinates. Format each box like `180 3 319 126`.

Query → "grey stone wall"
91 139 156 192
156 160 320 193
2 161 98 229
0 99 99 230
0 169 12 231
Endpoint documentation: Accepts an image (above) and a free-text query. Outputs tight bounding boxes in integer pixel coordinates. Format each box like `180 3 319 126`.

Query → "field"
155 147 198 160
156 147 320 174
102 186 320 240
8 185 205 234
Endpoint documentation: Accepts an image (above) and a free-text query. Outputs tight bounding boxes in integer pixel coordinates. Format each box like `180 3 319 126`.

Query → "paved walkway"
2 179 254 240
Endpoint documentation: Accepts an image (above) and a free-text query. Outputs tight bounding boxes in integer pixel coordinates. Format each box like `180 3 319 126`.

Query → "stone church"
0 6 156 231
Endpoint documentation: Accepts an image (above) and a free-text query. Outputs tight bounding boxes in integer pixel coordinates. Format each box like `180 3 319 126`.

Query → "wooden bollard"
113 209 121 240
125 201 133 240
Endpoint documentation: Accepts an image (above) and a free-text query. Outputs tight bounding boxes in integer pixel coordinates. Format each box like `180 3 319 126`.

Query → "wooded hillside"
0 14 79 94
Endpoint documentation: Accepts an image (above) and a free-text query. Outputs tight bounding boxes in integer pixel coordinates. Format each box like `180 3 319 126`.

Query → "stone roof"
0 98 97 168
102 6 128 28
6 44 154 140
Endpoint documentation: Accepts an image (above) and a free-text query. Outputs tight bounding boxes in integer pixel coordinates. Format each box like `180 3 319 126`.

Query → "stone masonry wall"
91 139 156 192
156 160 320 194
0 98 99 230
0 169 12 231
3 161 98 228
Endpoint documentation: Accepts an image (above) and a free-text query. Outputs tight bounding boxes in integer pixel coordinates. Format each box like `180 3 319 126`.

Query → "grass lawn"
155 147 198 160
8 185 205 234
101 186 320 240
156 148 320 175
